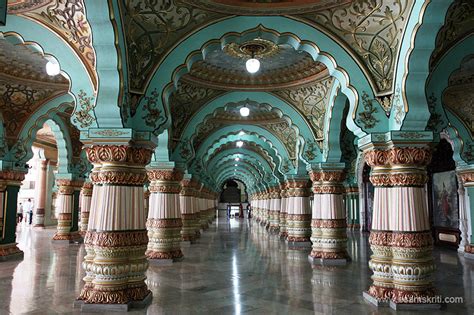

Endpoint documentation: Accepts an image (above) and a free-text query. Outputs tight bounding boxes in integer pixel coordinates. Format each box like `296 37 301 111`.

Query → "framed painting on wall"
432 170 459 229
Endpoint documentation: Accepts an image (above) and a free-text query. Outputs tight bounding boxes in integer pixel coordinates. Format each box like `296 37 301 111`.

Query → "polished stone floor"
0 218 473 314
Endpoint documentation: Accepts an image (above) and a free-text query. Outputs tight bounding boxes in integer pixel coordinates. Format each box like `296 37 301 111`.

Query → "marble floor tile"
0 220 472 314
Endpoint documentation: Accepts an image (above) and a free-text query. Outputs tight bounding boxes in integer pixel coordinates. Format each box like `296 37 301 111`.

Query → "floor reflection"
0 219 472 314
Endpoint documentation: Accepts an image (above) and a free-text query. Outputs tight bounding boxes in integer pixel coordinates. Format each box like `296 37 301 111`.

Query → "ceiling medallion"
224 39 279 60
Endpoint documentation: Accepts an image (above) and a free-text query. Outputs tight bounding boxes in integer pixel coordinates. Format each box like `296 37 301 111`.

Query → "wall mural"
432 171 459 229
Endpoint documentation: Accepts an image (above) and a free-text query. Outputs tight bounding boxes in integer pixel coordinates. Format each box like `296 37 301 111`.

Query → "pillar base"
308 255 349 265
0 244 24 261
363 291 390 307
52 232 83 244
74 292 152 312
146 249 183 261
286 240 312 248
33 224 45 229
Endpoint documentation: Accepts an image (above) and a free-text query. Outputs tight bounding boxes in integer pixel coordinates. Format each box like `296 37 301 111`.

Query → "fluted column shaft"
364 147 436 305
180 179 198 243
269 187 281 233
279 184 288 238
263 191 271 227
309 170 349 262
34 159 48 227
146 169 183 261
79 182 93 234
459 172 474 256
286 179 311 244
78 144 152 305
53 179 83 241
345 186 360 229
0 171 26 261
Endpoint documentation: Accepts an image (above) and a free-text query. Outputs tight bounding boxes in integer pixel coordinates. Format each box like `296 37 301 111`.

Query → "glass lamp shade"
46 59 61 76
236 141 244 148
245 58 260 73
240 106 250 117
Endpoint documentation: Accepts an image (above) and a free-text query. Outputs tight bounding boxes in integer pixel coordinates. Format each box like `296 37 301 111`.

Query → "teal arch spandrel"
137 17 385 137
4 94 73 172
393 0 454 130
217 168 259 188
83 0 124 129
425 36 474 137
0 17 96 131
213 155 266 178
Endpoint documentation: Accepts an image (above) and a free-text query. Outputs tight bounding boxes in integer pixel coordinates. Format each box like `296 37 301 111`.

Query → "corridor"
0 219 472 314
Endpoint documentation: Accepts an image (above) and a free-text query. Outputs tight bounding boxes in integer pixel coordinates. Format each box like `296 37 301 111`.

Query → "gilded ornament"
73 90 96 129
357 91 380 129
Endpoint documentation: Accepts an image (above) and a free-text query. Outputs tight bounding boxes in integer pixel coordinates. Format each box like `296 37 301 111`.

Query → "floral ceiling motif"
180 0 352 15
0 79 65 147
299 0 414 95
430 0 474 69
185 44 327 90
9 0 97 89
443 55 474 135
273 77 334 140
120 0 225 93
169 81 226 150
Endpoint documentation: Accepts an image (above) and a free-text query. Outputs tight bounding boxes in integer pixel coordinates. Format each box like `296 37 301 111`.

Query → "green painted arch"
425 36 474 136
192 103 303 164
216 167 260 189
395 0 455 130
208 149 278 179
19 108 73 176
212 154 277 185
173 92 316 163
137 17 384 138
215 160 266 186
193 128 292 175
440 122 469 168
83 0 123 128
212 154 266 179
0 18 96 131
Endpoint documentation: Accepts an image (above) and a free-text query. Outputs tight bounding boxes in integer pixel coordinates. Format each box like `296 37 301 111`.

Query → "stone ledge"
308 255 349 265
389 300 442 311
362 291 389 307
74 292 153 312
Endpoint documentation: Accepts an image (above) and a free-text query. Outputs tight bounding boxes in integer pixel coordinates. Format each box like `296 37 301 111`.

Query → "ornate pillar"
268 186 281 233
191 181 201 239
456 173 468 254
77 145 152 309
279 183 288 239
144 188 150 218
263 190 271 228
0 171 25 261
34 159 48 227
309 169 350 264
254 193 260 222
79 182 93 235
146 168 183 263
180 178 198 243
52 179 82 242
345 186 360 230
286 179 311 247
459 171 474 258
363 147 437 308
198 188 209 230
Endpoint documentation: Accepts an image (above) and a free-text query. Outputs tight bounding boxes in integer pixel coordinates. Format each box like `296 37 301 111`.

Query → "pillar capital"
86 144 153 166
0 170 26 187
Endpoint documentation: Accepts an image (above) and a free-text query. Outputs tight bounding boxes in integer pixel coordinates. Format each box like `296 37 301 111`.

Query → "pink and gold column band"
286 179 311 245
53 179 83 241
279 183 288 239
268 186 281 233
180 178 199 243
80 181 93 235
146 168 184 261
364 147 436 305
78 144 152 306
309 169 349 262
